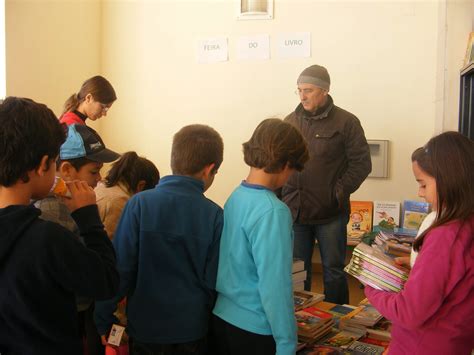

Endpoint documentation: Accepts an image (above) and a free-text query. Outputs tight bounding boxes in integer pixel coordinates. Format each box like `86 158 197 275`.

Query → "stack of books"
344 242 409 292
322 328 366 349
314 301 361 328
373 230 414 257
294 290 325 311
295 306 334 343
341 303 383 329
348 340 386 354
292 259 306 291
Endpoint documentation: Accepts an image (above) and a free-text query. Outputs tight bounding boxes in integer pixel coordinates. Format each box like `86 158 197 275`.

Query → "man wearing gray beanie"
281 64 371 304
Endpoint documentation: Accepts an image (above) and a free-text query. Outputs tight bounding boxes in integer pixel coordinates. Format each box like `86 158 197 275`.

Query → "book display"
347 201 374 244
373 201 400 232
401 200 430 231
296 298 392 354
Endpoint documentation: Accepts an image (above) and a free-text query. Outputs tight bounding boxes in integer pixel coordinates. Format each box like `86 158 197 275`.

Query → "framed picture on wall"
237 0 273 20
464 32 474 67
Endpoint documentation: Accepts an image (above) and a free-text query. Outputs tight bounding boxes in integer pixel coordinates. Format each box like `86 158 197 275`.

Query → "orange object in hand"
51 177 70 197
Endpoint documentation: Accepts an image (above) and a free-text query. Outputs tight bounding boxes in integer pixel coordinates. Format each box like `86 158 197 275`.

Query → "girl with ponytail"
60 75 117 125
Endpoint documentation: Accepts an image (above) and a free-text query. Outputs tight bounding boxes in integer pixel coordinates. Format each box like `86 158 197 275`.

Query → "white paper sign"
196 37 228 64
277 32 311 59
236 34 270 60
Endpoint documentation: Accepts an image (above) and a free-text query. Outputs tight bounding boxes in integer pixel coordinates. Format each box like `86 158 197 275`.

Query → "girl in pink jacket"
365 131 474 355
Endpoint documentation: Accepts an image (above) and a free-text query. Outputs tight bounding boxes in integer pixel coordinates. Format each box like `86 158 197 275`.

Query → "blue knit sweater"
213 182 297 355
94 175 223 344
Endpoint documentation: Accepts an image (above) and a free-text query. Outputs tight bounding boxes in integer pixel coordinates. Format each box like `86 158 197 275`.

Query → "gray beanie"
297 65 330 91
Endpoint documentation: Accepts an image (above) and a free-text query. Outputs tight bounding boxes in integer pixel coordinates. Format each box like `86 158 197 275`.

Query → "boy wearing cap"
95 124 224 355
35 123 120 355
0 97 119 354
281 64 372 304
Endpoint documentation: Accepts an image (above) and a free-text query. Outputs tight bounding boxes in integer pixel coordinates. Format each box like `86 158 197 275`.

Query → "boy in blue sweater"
95 124 224 355
211 118 309 355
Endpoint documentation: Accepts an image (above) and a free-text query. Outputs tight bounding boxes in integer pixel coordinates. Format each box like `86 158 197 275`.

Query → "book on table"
294 290 325 311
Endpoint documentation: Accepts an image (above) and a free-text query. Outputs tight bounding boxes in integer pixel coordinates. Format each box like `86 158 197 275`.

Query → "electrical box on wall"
367 140 389 178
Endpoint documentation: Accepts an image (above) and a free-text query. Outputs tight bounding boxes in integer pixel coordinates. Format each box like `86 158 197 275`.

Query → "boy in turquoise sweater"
212 118 309 355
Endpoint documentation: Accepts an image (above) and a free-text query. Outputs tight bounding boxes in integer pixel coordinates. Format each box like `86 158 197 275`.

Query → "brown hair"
0 97 65 186
105 151 160 194
171 124 224 175
243 118 309 173
62 75 117 114
412 131 474 251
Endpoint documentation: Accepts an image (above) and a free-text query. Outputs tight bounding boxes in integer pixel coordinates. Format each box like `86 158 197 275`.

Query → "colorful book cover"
348 340 385 354
323 329 364 348
373 201 400 231
402 200 430 230
299 344 345 355
347 201 374 237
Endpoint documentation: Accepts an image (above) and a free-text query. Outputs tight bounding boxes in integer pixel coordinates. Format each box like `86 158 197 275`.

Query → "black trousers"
130 336 207 355
208 314 276 355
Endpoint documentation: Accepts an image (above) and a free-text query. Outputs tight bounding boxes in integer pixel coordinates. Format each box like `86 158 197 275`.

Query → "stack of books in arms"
373 230 414 257
292 259 306 291
295 306 334 343
294 290 325 311
344 242 409 292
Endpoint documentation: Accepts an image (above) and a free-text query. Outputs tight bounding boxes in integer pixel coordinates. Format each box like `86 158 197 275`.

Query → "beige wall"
6 0 102 126
6 0 474 207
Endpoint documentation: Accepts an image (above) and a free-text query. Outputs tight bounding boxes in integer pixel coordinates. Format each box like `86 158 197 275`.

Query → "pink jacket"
365 215 474 355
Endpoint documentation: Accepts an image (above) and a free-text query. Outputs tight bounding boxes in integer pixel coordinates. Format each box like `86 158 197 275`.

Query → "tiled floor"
311 271 366 306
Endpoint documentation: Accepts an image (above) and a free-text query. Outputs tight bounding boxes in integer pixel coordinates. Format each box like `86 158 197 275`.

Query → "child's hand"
100 335 108 346
394 256 411 269
60 180 96 212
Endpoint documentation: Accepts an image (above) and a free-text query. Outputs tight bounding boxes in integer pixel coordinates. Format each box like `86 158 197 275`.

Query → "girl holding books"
364 131 474 354
60 75 117 125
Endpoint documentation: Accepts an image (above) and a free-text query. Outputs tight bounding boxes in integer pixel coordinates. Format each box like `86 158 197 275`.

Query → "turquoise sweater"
213 182 297 355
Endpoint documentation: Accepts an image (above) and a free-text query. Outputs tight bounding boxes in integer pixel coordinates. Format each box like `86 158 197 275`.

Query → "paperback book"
373 201 400 232
347 201 374 241
402 200 430 231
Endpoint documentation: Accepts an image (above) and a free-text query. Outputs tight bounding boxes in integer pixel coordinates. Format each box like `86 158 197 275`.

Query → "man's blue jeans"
293 213 349 304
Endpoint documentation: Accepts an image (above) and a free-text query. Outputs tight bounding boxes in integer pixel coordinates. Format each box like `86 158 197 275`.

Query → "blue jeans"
293 213 349 304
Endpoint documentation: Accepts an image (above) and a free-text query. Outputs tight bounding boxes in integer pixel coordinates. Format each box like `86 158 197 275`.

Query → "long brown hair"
105 151 160 194
62 75 116 114
412 131 474 251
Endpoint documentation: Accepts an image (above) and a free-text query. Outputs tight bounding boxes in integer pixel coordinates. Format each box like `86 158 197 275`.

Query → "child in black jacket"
0 97 119 355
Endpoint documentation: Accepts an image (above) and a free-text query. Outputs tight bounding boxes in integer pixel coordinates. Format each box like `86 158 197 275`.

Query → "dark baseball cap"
60 124 120 163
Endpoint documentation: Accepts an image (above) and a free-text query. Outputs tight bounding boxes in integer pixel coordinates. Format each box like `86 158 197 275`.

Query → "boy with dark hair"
0 97 119 354
211 118 309 355
95 124 224 355
34 123 120 355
